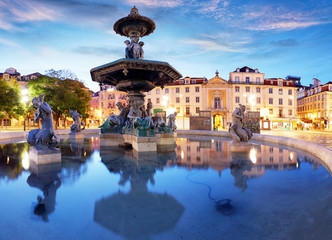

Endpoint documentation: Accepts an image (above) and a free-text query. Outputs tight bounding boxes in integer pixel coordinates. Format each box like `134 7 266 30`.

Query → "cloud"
241 5 332 31
126 0 184 8
0 38 20 47
0 0 119 31
180 38 245 52
270 39 298 47
72 46 123 57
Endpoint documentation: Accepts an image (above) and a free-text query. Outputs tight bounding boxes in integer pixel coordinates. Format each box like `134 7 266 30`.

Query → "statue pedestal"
29 160 62 175
155 132 176 146
100 133 124 146
132 136 157 152
29 147 61 165
69 132 84 140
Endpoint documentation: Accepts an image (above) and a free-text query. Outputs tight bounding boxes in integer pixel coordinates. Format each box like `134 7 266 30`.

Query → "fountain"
90 7 182 152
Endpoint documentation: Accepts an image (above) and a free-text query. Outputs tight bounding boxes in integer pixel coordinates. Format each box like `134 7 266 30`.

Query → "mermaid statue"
229 104 252 143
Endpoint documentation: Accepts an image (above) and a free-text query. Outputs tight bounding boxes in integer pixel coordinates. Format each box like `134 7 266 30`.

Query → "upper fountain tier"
113 6 156 38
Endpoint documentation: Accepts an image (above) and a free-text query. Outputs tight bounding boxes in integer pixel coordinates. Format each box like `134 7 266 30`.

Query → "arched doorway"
214 114 223 130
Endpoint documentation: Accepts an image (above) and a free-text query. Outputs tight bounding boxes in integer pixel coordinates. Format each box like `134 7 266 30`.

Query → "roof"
234 66 258 73
166 77 206 86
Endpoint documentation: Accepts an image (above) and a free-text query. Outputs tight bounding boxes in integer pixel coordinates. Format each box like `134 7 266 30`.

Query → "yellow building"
201 70 232 130
230 66 298 130
297 79 332 130
145 77 206 129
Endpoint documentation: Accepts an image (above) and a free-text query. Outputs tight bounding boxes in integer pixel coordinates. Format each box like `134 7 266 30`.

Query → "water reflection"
94 146 184 240
0 142 28 182
27 162 62 222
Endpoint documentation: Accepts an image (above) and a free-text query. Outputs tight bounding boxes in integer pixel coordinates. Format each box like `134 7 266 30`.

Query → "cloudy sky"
1 0 331 91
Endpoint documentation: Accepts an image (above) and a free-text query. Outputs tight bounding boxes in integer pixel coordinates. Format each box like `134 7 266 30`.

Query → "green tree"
28 75 91 129
0 78 25 127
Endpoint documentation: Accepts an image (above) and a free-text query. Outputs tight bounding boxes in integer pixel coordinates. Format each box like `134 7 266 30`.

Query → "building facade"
297 79 332 130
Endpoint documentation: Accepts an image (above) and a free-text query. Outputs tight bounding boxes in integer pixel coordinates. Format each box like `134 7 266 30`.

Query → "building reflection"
172 138 302 191
94 147 184 240
0 142 28 182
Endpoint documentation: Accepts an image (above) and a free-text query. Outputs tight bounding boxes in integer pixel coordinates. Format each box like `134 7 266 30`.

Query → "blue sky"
1 0 331 91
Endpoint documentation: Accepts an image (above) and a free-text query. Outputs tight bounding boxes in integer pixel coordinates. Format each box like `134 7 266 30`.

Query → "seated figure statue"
27 95 58 149
167 112 177 132
99 102 128 129
229 104 252 143
127 100 151 130
69 110 85 133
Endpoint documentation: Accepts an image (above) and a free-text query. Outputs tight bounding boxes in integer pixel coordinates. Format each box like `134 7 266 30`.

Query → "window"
269 109 273 114
156 89 160 94
278 81 283 86
196 97 199 103
246 77 250 83
101 102 104 107
195 86 199 92
288 99 292 106
165 88 169 94
269 88 273 94
186 107 190 115
256 87 260 93
246 87 250 92
196 107 200 113
235 76 239 83
269 98 273 104
186 97 190 103
192 80 196 84
185 79 190 84
176 107 180 113
257 97 261 104
289 110 292 116
288 89 292 95
256 77 260 84
147 91 151 95
279 99 283 105
108 95 111 100
214 97 221 108
197 146 200 152
235 96 240 103
176 88 180 93
179 80 184 84
269 147 273 153
156 98 160 104
235 86 240 92
176 97 180 103
279 89 283 95
185 87 189 93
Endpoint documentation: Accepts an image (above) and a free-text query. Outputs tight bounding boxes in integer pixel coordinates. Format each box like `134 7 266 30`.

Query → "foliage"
0 78 25 119
28 75 91 128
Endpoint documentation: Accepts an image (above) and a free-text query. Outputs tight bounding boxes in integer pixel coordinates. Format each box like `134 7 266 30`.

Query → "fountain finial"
129 6 139 16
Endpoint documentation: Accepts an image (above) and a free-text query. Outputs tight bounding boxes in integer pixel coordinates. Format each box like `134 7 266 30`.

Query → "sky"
1 0 332 92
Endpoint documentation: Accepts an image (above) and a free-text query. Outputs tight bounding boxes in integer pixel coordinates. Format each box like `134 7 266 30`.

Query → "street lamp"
21 88 29 131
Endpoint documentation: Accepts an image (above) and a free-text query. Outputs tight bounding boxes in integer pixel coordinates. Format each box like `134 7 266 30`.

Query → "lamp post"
21 89 29 131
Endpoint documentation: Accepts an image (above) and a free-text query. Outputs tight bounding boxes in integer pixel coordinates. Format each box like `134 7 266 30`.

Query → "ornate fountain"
90 7 182 152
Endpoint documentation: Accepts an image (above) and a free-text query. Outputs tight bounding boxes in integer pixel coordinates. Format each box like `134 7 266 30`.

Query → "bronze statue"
69 110 85 133
26 95 58 149
229 104 252 142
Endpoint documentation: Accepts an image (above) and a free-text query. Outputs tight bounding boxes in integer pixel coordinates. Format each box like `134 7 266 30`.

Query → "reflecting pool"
0 136 331 240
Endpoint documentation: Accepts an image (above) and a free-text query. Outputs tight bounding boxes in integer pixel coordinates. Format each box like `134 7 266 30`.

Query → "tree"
28 75 91 129
0 78 25 127
45 69 79 81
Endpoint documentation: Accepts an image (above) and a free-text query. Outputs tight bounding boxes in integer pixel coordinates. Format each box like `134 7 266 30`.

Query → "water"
0 136 331 240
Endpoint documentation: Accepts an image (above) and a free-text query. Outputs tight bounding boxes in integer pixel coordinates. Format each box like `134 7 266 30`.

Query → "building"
88 85 127 127
297 79 332 130
230 67 298 130
201 70 232 129
145 77 207 129
0 67 21 81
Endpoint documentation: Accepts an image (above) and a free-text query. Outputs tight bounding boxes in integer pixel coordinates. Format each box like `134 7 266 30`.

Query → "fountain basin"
90 58 182 91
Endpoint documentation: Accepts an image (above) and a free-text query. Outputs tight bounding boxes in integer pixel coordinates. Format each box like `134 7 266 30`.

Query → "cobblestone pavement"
261 130 332 150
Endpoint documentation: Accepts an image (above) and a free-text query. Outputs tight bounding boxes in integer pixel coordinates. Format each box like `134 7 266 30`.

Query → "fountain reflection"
94 146 184 240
